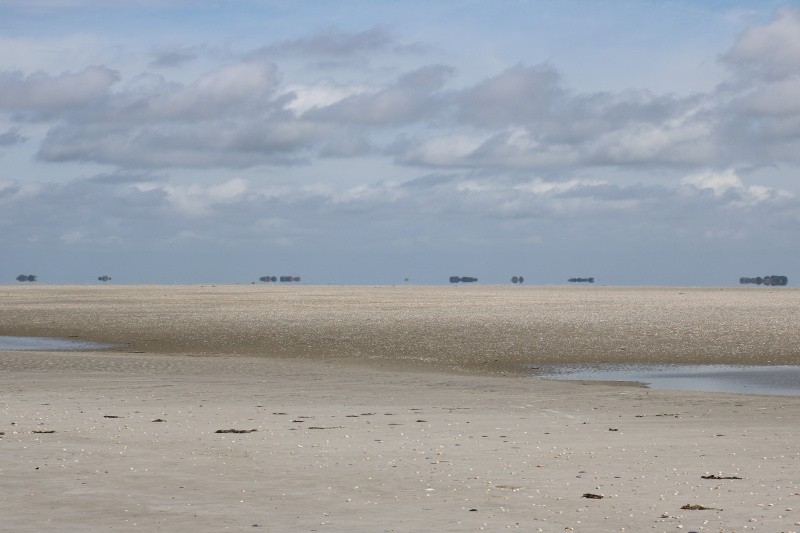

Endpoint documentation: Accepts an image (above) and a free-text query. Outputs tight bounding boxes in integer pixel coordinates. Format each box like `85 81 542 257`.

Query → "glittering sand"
1 285 799 531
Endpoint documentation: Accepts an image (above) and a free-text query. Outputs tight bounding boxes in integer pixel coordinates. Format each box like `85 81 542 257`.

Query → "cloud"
712 8 800 167
121 59 281 121
379 62 726 171
319 134 373 158
306 65 454 124
256 27 395 58
0 127 27 146
681 168 794 207
33 59 332 168
682 168 748 195
149 46 200 69
391 92 712 170
456 64 562 127
3 29 792 176
0 66 119 113
31 61 454 168
582 117 716 166
4 11 800 193
0 180 42 204
723 7 800 80
38 119 327 168
282 80 374 115
1 163 796 275
137 177 250 217
84 171 164 184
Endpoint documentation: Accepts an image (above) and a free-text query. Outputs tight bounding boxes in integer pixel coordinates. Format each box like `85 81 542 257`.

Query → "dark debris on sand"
681 504 722 511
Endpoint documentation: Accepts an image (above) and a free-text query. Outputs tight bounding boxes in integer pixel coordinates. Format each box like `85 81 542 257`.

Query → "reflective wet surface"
0 336 112 351
530 364 800 396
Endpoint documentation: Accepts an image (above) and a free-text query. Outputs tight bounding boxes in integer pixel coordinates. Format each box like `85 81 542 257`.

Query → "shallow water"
0 336 112 351
531 364 800 396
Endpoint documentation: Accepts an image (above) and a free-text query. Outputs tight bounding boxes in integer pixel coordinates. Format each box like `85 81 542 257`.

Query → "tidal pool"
531 364 800 396
0 336 112 351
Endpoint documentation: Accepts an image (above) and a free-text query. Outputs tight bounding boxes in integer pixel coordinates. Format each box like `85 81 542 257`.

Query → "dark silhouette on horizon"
740 275 788 286
260 275 301 282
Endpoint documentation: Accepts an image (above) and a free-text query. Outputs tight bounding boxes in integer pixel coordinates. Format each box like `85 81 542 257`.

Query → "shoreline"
5 335 800 396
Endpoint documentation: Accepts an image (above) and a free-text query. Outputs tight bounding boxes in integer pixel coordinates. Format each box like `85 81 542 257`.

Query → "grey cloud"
0 181 26 202
386 64 713 171
457 64 562 127
33 59 326 168
454 175 797 235
10 10 800 177
712 9 800 168
0 176 313 250
122 59 281 122
257 28 394 58
454 64 675 135
2 169 796 274
391 118 714 171
319 134 373 158
10 50 782 175
399 173 461 190
307 65 454 125
40 60 282 127
0 66 119 113
149 47 200 69
85 171 165 184
718 104 800 166
733 78 800 117
0 127 27 146
119 72 177 100
38 118 327 168
723 8 800 81
0 177 168 247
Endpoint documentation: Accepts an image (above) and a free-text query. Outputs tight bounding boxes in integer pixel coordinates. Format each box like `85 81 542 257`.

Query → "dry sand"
1 285 799 532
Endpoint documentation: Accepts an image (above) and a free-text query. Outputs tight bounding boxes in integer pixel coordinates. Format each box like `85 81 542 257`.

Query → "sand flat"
1 285 799 531
1 285 799 370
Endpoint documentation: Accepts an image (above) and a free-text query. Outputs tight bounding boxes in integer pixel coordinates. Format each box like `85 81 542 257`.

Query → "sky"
1 0 799 285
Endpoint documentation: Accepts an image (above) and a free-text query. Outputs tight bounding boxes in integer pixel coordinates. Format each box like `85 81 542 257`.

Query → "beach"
1 285 799 531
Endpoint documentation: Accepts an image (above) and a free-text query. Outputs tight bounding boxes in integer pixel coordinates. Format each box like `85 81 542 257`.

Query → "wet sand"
1 285 799 531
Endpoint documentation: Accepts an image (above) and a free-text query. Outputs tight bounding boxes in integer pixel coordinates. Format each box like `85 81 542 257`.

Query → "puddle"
530 364 800 396
0 336 112 351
